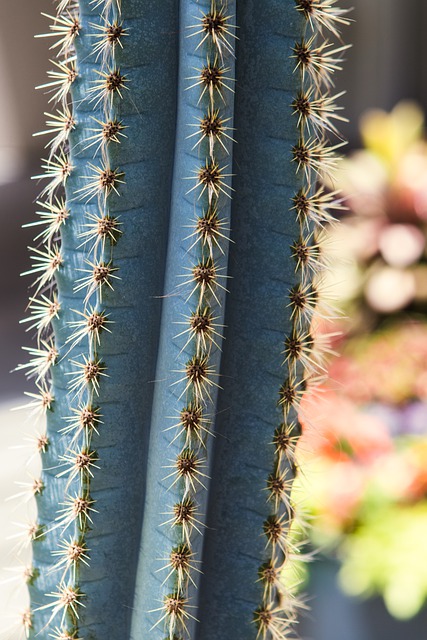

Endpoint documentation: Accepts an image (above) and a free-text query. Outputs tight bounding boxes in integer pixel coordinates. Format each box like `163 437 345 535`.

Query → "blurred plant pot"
299 556 427 640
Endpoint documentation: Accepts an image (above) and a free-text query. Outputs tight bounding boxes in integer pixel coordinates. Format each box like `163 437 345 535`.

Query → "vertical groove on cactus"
129 1 236 637
12 0 348 638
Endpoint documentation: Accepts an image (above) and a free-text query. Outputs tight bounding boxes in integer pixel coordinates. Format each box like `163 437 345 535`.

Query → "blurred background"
2 0 427 637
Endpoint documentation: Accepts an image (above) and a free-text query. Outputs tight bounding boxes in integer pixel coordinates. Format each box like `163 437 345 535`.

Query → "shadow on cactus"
11 0 348 638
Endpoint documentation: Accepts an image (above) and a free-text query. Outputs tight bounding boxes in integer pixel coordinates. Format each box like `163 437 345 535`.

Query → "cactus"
13 0 348 638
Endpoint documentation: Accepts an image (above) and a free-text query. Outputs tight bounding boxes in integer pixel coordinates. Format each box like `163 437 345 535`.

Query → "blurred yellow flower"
360 101 424 174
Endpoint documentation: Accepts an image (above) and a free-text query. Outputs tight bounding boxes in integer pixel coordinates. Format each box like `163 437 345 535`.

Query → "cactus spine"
13 0 348 638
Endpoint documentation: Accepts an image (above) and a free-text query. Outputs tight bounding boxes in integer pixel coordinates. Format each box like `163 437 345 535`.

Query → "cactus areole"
17 0 348 638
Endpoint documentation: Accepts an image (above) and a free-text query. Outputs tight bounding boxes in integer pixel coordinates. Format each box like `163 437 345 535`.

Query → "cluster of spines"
253 2 349 639
14 0 81 636
49 0 126 636
156 3 236 638
15 0 126 637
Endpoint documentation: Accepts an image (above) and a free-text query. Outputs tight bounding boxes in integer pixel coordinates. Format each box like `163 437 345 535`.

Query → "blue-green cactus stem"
21 0 348 637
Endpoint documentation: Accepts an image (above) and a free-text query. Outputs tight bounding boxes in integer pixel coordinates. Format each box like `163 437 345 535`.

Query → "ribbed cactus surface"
13 1 348 638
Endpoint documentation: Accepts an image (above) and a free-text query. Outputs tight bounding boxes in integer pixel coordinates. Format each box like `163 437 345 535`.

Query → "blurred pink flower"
379 224 425 267
300 387 393 464
328 323 427 404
